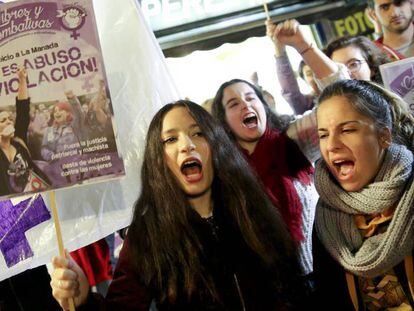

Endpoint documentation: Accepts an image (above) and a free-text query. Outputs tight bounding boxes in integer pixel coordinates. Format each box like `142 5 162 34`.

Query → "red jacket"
71 238 112 287
375 37 405 61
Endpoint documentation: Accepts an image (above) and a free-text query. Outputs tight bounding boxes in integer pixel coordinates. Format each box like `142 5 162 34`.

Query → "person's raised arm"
273 19 338 79
64 90 87 140
17 68 28 100
267 20 314 114
15 68 30 143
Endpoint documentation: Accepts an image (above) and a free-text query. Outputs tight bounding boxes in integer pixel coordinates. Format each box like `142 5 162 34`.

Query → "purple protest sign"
0 0 125 200
0 195 50 267
389 67 414 98
0 3 61 45
380 57 414 115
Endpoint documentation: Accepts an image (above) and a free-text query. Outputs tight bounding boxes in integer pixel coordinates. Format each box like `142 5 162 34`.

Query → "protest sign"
0 0 179 282
380 57 414 115
0 0 125 200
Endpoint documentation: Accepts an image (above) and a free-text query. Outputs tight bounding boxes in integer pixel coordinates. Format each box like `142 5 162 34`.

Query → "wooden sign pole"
263 1 270 20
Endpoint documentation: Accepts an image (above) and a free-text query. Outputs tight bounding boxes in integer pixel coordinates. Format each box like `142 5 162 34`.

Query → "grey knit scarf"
315 144 414 277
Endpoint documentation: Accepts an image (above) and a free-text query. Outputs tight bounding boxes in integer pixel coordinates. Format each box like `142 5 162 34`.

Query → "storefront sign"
334 10 374 37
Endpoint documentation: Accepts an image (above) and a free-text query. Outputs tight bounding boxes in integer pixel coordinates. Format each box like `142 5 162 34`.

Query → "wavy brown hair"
324 36 391 84
211 79 292 139
127 100 301 305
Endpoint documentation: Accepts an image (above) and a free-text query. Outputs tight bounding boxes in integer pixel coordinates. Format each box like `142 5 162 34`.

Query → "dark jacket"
0 98 50 196
310 234 414 311
0 265 61 310
81 207 305 310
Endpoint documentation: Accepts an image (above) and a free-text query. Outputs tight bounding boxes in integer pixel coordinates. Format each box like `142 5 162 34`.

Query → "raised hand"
17 67 28 100
271 19 312 53
17 67 27 82
266 19 286 56
64 90 75 99
365 7 382 35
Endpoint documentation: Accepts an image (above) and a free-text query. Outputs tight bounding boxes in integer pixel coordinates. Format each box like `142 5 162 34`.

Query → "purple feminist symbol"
57 6 87 40
81 76 95 93
0 196 51 267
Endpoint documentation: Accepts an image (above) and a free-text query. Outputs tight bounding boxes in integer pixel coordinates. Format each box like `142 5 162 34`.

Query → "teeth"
181 160 201 170
184 161 197 166
243 113 256 121
1 125 14 136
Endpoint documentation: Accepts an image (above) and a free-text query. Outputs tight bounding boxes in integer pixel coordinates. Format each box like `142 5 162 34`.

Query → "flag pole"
263 1 270 20
50 191 76 311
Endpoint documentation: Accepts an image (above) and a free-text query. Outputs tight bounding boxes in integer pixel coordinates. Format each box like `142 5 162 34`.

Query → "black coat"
310 233 414 311
0 265 61 310
82 206 306 310
0 98 50 197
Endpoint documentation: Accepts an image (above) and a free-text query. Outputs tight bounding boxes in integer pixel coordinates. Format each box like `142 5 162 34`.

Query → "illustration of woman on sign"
40 89 85 186
41 91 82 161
0 68 50 197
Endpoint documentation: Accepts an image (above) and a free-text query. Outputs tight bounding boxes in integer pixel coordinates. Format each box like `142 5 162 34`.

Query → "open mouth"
180 158 203 182
332 159 355 179
55 114 65 122
1 124 15 136
391 17 404 24
243 113 258 128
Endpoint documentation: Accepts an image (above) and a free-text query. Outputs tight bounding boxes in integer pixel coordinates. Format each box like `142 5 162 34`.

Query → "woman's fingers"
51 272 79 309
51 277 79 298
265 20 277 40
17 67 27 80
51 254 79 307
52 255 74 271
50 252 91 308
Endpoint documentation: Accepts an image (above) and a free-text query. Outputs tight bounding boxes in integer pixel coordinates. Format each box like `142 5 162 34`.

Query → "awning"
141 0 363 57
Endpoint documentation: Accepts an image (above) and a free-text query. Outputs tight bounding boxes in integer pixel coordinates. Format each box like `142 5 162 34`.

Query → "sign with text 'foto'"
0 0 125 200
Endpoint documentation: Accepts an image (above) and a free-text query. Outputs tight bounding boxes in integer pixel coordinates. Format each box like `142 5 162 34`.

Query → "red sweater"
71 238 113 286
241 127 314 243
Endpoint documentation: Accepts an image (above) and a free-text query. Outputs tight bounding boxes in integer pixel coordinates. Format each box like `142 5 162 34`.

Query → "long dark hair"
318 79 414 151
127 100 300 304
324 36 391 84
211 79 292 140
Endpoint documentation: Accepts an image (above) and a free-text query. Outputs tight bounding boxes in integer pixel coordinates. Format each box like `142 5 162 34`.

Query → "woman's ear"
379 127 392 149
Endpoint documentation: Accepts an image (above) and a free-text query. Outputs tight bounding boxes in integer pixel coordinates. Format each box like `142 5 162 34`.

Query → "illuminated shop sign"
334 10 374 37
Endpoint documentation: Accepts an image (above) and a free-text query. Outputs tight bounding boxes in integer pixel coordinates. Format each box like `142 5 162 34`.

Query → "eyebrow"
161 123 199 135
379 1 393 7
225 91 256 106
345 58 361 64
318 120 360 131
